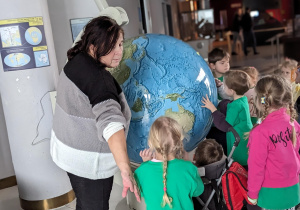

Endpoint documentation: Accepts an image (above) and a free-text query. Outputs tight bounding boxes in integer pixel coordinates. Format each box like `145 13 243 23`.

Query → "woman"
231 8 243 55
50 16 140 210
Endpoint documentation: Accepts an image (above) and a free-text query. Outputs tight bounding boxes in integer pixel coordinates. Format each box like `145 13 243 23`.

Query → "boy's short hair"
194 139 224 167
208 48 230 64
224 70 250 95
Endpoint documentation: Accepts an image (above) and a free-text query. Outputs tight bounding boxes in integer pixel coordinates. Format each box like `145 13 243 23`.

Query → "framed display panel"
70 17 93 42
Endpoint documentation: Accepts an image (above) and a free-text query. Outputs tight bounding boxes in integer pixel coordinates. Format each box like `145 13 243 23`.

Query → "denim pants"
67 172 114 210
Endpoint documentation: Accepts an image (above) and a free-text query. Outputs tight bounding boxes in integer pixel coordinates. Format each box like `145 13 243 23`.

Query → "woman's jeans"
67 172 114 210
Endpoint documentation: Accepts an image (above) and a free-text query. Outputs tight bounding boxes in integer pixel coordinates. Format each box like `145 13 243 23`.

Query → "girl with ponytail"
247 75 300 209
134 116 204 209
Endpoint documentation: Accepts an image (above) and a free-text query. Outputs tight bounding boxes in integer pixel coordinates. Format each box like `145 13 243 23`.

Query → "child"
247 75 300 209
206 48 232 154
193 139 224 167
294 65 300 123
202 70 253 166
241 66 259 125
208 48 232 100
192 139 224 210
279 60 300 105
134 116 204 210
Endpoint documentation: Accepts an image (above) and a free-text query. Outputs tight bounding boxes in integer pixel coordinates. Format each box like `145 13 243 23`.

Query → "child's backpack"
221 162 251 210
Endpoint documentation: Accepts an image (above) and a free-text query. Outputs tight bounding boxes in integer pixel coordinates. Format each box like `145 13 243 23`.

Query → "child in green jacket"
202 70 253 166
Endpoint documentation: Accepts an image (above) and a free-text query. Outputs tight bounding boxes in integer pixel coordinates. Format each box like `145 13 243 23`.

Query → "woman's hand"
201 94 217 113
107 129 140 202
121 171 141 202
139 148 154 162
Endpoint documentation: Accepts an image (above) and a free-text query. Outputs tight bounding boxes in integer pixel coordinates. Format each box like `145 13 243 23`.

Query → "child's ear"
209 63 215 71
231 89 237 95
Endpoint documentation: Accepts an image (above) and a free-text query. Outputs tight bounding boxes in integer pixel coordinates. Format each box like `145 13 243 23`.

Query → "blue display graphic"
0 17 49 71
111 34 217 163
4 53 30 67
34 50 49 67
25 27 42 45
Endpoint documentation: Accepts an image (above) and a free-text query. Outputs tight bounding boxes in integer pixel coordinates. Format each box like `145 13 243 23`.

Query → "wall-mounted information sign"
0 17 50 72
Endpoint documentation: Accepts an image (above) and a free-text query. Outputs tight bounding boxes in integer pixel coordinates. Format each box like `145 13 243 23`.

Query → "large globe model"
111 34 217 163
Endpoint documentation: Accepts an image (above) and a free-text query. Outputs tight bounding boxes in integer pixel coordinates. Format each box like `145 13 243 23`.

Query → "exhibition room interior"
1 0 300 209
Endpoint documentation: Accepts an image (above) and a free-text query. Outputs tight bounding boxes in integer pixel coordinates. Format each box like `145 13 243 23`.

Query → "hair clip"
261 97 265 104
164 187 167 192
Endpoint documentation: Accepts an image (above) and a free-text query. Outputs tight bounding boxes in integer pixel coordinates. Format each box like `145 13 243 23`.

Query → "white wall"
0 95 15 179
149 0 166 34
0 0 71 201
47 0 142 72
148 0 180 39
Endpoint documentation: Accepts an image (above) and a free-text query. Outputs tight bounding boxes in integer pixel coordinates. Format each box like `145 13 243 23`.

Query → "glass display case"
179 8 215 41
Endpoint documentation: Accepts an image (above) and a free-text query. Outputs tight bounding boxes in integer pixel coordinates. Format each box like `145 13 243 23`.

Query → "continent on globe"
111 34 217 163
165 104 194 134
132 98 143 112
165 93 183 102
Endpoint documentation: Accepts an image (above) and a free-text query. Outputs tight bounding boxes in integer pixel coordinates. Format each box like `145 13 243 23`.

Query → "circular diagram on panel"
25 27 42 45
4 53 31 67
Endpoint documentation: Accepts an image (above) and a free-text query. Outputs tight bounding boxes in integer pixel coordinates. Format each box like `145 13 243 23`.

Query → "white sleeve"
103 122 124 142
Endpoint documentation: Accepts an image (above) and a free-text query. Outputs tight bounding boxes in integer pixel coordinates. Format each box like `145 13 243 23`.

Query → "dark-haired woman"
50 16 140 210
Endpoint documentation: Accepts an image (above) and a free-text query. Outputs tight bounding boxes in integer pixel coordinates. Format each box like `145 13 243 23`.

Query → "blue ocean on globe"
111 34 217 163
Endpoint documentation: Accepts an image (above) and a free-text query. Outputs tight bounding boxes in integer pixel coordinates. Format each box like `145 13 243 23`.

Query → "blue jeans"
67 172 114 210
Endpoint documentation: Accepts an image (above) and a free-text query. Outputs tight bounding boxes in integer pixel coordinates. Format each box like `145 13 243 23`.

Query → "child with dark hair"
193 139 224 167
208 48 232 100
206 48 232 154
202 70 253 166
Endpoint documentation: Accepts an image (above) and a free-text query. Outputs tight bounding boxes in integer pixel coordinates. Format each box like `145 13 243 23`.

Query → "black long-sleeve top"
211 99 232 132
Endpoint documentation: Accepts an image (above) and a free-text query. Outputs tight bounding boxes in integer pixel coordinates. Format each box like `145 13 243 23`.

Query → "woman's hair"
208 48 230 64
148 116 184 208
242 66 259 85
193 139 224 167
224 70 251 95
67 16 124 65
254 75 297 146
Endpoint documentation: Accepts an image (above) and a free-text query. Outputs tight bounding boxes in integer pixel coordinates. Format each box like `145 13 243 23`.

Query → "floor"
0 44 287 210
228 43 283 76
0 177 130 210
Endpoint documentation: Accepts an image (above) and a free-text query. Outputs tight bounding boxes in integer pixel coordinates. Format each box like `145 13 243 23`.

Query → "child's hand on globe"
201 94 217 113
